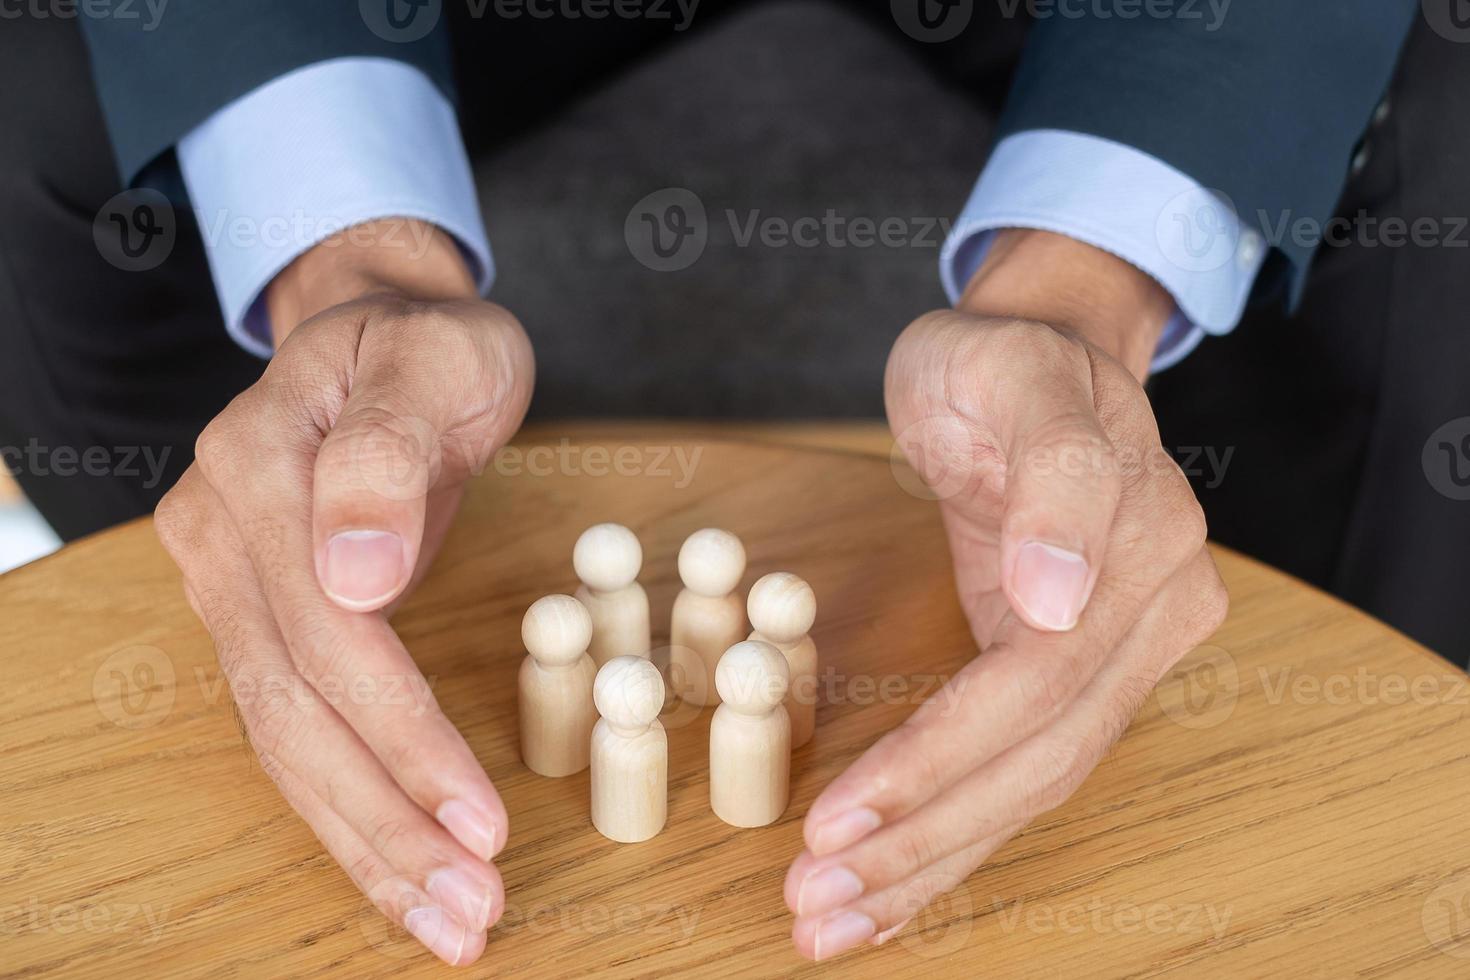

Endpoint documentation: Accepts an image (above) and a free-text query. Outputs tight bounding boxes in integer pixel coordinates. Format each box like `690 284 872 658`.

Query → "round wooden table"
3 426 1468 978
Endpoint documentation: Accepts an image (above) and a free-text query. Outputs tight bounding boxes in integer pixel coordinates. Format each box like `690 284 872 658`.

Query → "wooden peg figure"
518 594 598 777
591 656 668 843
670 528 747 706
747 572 818 748
709 640 791 827
573 523 652 666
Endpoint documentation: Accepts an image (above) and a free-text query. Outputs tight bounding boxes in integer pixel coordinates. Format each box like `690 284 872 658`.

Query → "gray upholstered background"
470 0 995 418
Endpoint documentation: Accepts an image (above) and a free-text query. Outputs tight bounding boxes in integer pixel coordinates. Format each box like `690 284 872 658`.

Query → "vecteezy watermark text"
2 440 171 489
492 441 703 489
0 0 168 30
0 899 170 941
358 0 698 43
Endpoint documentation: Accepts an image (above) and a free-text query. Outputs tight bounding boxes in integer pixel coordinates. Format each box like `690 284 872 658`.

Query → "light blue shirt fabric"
177 58 493 357
179 61 1265 370
941 130 1268 371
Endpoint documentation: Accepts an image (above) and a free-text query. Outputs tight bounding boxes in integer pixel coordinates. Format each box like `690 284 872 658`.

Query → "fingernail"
813 910 876 960
437 799 499 861
1012 541 1090 631
811 807 883 855
323 530 405 609
797 866 865 917
404 906 469 966
426 866 495 932
870 916 913 946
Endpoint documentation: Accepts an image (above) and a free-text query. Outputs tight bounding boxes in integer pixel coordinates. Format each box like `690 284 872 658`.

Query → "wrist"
955 228 1173 381
265 218 479 349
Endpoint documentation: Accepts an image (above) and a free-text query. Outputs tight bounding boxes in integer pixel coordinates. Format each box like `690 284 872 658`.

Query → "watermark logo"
625 187 708 271
93 189 175 273
891 0 973 42
360 0 442 42
890 416 976 501
893 871 974 957
350 414 446 503
1423 875 1470 959
1422 0 1470 43
1155 186 1242 274
1154 643 1238 730
92 645 175 730
1423 417 1470 501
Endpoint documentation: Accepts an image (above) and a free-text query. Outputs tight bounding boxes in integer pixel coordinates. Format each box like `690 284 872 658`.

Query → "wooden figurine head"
677 528 747 597
573 523 643 592
593 656 665 733
747 572 816 643
715 640 790 715
522 594 593 667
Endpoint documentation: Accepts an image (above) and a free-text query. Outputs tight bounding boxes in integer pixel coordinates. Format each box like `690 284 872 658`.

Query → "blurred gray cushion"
474 0 994 418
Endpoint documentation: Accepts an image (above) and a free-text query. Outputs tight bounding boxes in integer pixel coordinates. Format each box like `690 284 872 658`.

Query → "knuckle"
892 829 945 879
1109 674 1160 735
1164 490 1210 561
153 485 200 556
1027 736 1091 813
1009 651 1080 722
283 613 354 692
204 599 255 673
245 681 310 761
256 746 289 787
368 817 413 856
1140 462 1209 567
888 721 950 799
322 405 431 488
1186 568 1231 645
191 419 227 482
1022 415 1120 494
380 726 446 779
344 850 385 892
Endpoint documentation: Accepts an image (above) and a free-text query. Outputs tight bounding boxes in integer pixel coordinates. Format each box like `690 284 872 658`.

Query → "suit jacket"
78 1 1417 303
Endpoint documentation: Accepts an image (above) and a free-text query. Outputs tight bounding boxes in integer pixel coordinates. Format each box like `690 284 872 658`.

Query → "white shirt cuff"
178 57 493 358
940 129 1268 372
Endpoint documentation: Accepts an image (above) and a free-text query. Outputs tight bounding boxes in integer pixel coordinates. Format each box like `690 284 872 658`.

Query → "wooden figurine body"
573 523 651 666
669 528 747 706
518 595 598 777
709 640 791 827
591 656 668 842
747 572 818 748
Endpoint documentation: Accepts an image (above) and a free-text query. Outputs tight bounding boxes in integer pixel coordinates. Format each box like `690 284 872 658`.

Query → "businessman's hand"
155 220 532 966
785 230 1228 959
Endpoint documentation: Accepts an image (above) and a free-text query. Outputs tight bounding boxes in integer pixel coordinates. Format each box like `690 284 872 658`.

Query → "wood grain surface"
3 428 1469 978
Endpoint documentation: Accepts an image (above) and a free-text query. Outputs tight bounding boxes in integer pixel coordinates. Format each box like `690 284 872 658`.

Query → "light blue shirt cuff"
178 58 493 358
940 130 1268 372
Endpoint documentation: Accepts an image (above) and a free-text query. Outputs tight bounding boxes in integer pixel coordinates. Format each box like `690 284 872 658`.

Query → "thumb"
309 304 533 612
312 393 438 612
994 332 1122 633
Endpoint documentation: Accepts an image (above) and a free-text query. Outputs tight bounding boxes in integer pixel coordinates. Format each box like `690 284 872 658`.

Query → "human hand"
155 221 533 965
784 230 1229 959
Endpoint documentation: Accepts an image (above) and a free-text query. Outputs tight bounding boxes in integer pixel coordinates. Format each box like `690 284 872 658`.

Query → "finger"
786 550 1227 939
309 302 529 613
155 472 505 951
194 332 518 863
978 324 1124 632
265 746 494 967
384 483 464 619
803 440 1207 856
791 833 1006 961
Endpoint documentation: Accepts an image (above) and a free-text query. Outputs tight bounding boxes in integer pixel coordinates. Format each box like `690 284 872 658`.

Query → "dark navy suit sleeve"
77 3 454 186
997 1 1419 298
